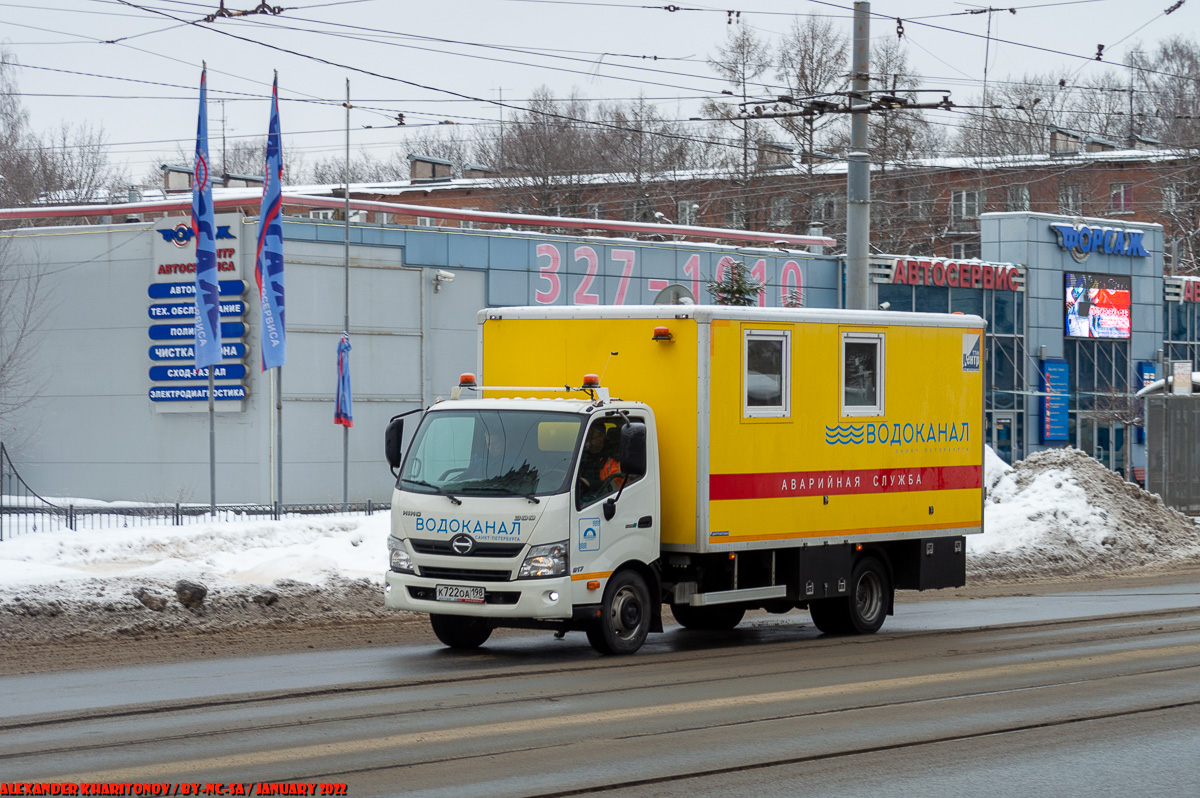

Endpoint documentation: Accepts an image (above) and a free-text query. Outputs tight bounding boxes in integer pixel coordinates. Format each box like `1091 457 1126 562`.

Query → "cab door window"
575 417 643 509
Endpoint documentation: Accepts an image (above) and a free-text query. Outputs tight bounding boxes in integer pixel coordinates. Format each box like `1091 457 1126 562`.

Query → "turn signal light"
459 372 477 387
587 580 600 590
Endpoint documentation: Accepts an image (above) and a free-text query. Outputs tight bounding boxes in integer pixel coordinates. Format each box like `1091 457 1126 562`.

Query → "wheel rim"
855 571 883 624
610 585 644 640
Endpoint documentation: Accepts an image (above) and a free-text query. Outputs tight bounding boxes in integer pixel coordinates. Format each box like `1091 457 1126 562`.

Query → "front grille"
407 586 520 605
418 566 512 583
410 539 524 558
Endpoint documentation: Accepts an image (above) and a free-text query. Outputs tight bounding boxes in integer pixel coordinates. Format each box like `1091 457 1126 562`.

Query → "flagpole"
342 77 351 512
276 366 283 510
256 71 286 515
193 60 222 517
208 372 216 514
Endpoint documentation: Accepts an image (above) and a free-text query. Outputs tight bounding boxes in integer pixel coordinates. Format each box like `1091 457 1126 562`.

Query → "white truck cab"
384 388 663 654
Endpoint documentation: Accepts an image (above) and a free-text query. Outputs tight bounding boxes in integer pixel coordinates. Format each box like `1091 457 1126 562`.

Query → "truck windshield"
400 410 583 497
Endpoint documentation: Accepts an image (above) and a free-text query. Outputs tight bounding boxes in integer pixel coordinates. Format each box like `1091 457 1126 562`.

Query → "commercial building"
1 190 1194 503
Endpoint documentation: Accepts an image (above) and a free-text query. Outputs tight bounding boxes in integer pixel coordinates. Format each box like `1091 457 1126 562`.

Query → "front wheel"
430 614 493 649
587 570 651 655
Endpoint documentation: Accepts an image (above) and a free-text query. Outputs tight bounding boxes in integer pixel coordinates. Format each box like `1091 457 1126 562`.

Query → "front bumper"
384 570 575 619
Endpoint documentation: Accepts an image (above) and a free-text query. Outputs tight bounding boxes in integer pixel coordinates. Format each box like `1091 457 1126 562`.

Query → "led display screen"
1065 272 1131 339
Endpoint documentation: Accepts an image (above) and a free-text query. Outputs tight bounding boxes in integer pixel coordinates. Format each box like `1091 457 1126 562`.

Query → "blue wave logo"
825 424 865 445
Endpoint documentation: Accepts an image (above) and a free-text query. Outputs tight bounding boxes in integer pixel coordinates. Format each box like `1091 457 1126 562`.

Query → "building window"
588 202 605 220
1007 185 1030 212
950 190 982 224
416 216 434 227
769 196 791 227
728 205 748 229
1059 184 1082 215
841 332 884 417
309 210 335 220
677 200 698 226
1163 183 1180 213
1110 183 1133 214
812 193 839 221
744 329 790 418
952 241 981 260
461 207 479 229
628 198 653 223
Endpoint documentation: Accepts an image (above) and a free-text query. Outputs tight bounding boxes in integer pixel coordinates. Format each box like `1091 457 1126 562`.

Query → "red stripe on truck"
710 465 982 500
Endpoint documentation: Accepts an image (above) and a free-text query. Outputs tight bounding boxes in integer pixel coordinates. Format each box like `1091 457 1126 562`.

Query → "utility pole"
845 1 871 311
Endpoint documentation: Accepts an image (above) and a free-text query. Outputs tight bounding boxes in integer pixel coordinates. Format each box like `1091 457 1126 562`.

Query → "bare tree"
1142 36 1200 146
774 16 848 167
861 39 939 165
2 50 127 209
39 122 129 204
307 151 387 185
475 86 603 217
704 26 775 228
952 73 1076 156
0 236 45 443
0 50 43 210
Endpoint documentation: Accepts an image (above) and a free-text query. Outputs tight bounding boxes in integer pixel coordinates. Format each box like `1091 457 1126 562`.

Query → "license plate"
435 584 485 603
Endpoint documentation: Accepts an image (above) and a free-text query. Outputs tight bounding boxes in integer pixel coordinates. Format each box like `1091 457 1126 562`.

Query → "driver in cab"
577 422 623 505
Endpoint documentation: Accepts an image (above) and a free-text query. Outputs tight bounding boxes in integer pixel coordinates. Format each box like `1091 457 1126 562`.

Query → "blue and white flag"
255 74 286 371
335 333 353 428
192 65 222 370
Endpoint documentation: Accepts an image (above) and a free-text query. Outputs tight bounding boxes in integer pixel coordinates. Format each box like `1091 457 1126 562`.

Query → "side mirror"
620 422 647 477
385 416 405 473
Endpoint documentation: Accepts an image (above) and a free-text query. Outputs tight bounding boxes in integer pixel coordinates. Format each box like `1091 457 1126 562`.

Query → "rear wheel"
808 557 890 635
430 614 493 649
587 570 651 655
670 602 745 630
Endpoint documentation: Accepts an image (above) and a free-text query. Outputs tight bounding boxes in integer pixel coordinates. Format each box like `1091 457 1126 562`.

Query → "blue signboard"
149 364 247 381
148 321 245 340
149 385 247 402
1136 361 1157 444
149 343 246 361
148 301 245 320
148 280 245 299
1040 358 1069 443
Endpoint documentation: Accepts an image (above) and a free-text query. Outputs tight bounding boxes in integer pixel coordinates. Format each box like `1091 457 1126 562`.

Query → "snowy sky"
4 1 1196 179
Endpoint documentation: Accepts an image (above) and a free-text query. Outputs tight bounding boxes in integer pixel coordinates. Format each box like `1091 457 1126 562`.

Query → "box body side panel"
706 320 984 548
482 315 700 548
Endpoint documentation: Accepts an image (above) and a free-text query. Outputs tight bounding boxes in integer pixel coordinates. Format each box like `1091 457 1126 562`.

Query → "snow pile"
0 514 395 644
973 447 1200 583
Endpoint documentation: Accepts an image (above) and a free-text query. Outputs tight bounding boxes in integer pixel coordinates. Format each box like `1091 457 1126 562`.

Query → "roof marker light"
582 374 600 388
459 373 477 387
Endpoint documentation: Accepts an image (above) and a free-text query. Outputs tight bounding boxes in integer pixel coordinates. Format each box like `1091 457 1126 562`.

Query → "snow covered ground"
1 447 1197 644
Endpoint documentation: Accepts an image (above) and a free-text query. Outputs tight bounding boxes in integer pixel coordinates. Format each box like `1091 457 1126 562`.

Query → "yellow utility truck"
383 306 985 655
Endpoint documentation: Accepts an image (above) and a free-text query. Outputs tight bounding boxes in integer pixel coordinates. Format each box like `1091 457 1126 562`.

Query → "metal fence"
0 444 388 541
1145 394 1200 515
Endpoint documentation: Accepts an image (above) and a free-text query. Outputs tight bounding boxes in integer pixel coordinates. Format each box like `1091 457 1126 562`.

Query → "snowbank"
973 447 1200 582
1 447 1197 642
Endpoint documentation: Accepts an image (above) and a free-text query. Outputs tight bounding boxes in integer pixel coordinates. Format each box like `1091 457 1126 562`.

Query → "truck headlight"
387 536 415 574
518 541 568 579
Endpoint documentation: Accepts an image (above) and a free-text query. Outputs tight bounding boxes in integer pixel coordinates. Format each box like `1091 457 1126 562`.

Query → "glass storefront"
879 283 1025 462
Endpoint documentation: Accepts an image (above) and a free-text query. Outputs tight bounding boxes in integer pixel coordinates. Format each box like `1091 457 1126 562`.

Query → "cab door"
569 414 658 592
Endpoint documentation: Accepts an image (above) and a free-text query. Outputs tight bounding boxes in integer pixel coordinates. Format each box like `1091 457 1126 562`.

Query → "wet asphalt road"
2 578 1198 796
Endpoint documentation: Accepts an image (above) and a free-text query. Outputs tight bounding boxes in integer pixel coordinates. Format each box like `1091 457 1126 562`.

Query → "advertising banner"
1041 358 1069 443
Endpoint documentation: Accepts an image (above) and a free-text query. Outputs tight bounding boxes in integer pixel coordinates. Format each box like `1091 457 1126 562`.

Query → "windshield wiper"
460 484 541 504
400 478 462 505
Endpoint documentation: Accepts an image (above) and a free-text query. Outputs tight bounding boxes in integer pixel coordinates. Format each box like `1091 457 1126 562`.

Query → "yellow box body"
480 307 984 553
